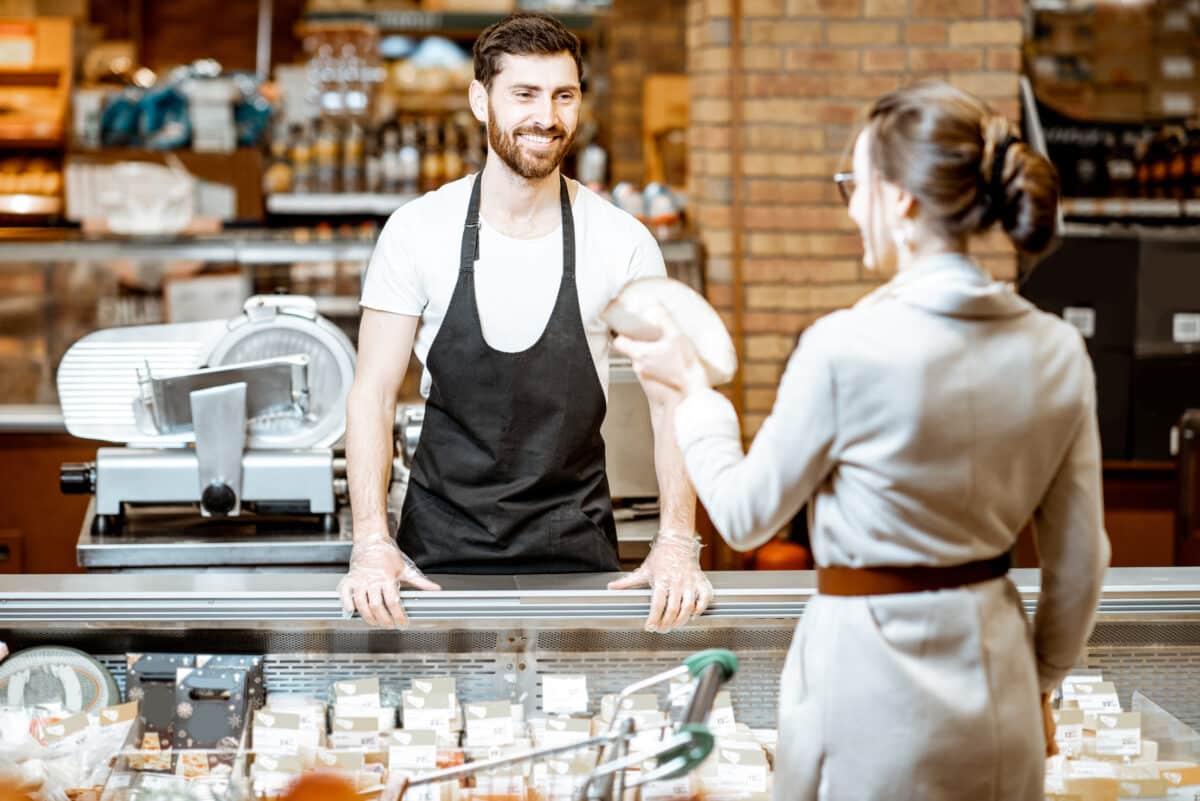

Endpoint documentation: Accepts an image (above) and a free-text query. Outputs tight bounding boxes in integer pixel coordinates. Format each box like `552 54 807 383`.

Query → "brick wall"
688 0 1023 437
608 0 690 185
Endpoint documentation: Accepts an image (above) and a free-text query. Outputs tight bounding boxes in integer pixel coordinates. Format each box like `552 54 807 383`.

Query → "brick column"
689 0 1023 437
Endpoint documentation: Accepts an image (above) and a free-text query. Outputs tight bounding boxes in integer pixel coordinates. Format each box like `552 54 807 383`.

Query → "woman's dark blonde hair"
866 81 1059 254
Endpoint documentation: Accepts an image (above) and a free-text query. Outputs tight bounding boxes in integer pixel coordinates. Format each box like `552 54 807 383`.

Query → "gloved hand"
337 534 441 628
608 530 713 633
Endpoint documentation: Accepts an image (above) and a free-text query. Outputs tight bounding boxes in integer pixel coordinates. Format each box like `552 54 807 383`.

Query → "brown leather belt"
817 551 1012 596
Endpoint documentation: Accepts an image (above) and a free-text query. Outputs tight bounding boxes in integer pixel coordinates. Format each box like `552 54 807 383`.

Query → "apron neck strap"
460 172 575 275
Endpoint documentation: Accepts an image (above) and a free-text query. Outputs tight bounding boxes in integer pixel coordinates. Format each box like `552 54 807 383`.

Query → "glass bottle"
342 120 364 194
314 118 340 194
290 123 313 194
420 117 444 192
442 121 464 183
399 122 421 195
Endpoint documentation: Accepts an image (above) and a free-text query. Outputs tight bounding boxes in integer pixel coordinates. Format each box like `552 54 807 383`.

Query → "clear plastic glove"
337 534 441 628
613 304 711 397
607 530 713 633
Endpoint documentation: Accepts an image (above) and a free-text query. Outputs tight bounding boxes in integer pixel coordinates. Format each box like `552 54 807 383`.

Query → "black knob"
60 462 95 495
201 482 237 516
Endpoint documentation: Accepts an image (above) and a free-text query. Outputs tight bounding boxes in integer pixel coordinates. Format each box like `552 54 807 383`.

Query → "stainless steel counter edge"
0 567 1198 627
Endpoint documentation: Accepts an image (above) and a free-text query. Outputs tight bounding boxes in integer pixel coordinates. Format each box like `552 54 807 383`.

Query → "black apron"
396 173 620 574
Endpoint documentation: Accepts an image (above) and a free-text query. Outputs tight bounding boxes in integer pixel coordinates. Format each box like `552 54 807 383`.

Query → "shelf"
302 9 599 36
267 192 416 216
1062 197 1193 219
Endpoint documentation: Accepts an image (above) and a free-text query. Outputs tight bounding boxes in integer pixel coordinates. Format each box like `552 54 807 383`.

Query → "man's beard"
487 103 575 180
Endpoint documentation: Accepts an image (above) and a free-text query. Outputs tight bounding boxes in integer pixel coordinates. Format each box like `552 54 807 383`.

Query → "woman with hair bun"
617 81 1110 800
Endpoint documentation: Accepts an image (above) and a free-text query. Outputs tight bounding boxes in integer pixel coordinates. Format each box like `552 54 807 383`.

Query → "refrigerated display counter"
2 568 1200 731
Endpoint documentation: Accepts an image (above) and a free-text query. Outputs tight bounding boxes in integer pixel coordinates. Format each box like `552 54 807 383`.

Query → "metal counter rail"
2 568 1200 625
4 569 1200 730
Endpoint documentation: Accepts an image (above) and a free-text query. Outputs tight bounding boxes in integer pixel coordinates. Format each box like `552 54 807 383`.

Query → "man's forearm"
346 387 397 541
648 389 697 535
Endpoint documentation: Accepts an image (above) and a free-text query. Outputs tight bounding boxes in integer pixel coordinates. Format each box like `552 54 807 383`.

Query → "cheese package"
254 709 323 753
1070 682 1123 714
404 689 459 743
708 691 738 737
464 701 516 748
1160 765 1200 798
542 675 589 717
252 752 303 799
1056 709 1087 758
600 694 663 729
535 717 592 749
531 753 597 801
698 737 771 797
333 677 383 710
388 728 438 772
330 713 384 749
1094 712 1142 758
265 694 327 735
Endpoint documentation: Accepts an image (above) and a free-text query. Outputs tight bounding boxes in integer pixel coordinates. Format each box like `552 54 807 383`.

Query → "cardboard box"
1033 9 1095 55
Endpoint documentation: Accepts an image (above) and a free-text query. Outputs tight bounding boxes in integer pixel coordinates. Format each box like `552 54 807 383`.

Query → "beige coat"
675 254 1110 801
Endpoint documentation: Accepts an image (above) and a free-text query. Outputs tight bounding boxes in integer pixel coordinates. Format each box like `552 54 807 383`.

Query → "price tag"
540 718 592 748
465 701 515 747
403 690 455 735
388 729 438 771
708 691 737 736
1119 779 1168 798
1095 712 1141 756
101 701 139 726
542 674 589 716
43 711 89 745
411 677 456 696
1162 766 1200 800
716 745 769 792
334 677 382 709
1070 681 1121 713
1053 709 1085 758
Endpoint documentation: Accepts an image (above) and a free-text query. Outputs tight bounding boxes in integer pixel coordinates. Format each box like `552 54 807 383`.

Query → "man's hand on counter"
337 534 441 627
607 529 713 633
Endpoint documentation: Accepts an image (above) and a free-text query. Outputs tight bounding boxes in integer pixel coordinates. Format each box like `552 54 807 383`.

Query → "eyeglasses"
834 172 855 206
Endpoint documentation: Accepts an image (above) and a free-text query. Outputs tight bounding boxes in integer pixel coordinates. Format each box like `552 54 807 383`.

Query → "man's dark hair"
473 12 583 91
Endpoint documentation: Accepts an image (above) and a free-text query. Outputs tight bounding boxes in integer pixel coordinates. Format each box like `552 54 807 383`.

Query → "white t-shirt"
360 175 667 399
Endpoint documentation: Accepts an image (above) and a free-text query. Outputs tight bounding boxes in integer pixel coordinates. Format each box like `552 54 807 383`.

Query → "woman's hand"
613 304 711 397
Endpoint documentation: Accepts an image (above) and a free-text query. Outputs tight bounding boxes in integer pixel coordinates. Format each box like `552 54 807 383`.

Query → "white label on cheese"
1071 681 1121 712
708 691 738 736
1173 313 1200 343
1056 723 1084 757
716 751 768 792
542 675 589 716
335 678 381 709
1063 307 1096 339
465 702 515 747
1095 712 1141 756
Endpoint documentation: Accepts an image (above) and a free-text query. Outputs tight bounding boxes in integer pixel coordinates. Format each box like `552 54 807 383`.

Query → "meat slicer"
58 295 356 536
